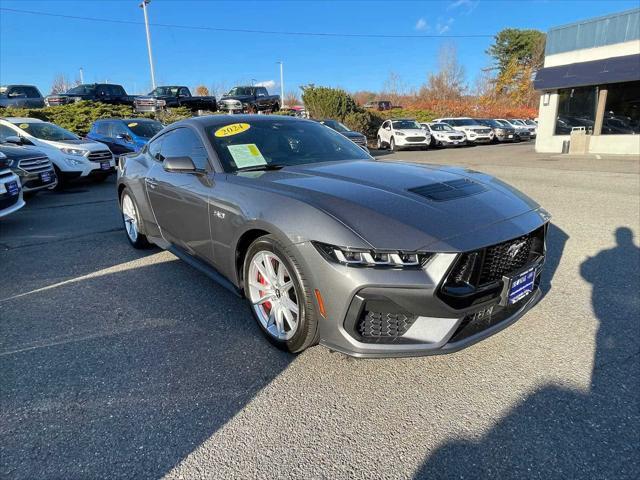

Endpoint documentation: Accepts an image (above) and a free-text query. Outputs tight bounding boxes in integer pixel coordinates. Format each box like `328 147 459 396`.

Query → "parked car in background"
377 119 431 151
0 118 115 188
88 118 164 156
363 100 392 111
218 86 280 113
45 83 135 107
421 123 466 147
432 118 493 144
134 86 217 113
320 119 368 151
0 153 25 218
495 119 532 141
475 118 516 143
0 144 57 196
0 85 45 108
508 119 537 139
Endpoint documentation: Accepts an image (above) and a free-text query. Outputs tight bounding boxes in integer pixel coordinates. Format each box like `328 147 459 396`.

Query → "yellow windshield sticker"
19 123 29 129
227 143 267 168
215 123 250 138
127 122 138 127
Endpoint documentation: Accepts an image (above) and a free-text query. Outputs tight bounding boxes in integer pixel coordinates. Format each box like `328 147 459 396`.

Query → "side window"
0 125 16 142
178 87 190 97
160 128 209 170
112 122 128 137
112 85 126 96
94 122 108 136
24 87 41 98
147 136 164 162
7 86 26 97
256 87 268 97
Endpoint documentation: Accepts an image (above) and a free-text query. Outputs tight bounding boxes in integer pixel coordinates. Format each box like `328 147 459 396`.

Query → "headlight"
60 147 88 156
495 128 505 134
395 131 405 136
156 99 166 106
313 242 432 268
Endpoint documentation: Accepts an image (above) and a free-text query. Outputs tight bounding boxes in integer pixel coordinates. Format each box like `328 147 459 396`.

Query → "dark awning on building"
534 53 640 90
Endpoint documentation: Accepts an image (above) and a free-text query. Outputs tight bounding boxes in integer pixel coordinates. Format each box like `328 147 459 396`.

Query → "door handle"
146 178 158 189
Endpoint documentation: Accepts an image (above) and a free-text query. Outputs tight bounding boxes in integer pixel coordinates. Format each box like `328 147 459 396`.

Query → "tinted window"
392 120 421 129
0 125 16 142
111 122 129 136
67 84 96 95
94 122 111 136
147 136 164 161
7 86 27 97
178 87 190 97
127 120 163 138
602 81 640 135
161 128 209 170
23 86 41 98
13 122 78 141
555 86 597 135
256 87 268 97
207 119 370 172
111 85 126 96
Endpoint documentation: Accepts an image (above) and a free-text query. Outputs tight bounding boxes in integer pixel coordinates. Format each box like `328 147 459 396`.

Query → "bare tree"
51 74 72 94
381 71 406 104
422 44 466 100
283 90 301 107
210 82 229 100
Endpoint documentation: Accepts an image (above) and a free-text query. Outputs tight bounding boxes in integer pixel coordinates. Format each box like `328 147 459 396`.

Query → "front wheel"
390 137 396 151
377 136 384 150
272 103 280 112
120 188 151 249
244 235 318 353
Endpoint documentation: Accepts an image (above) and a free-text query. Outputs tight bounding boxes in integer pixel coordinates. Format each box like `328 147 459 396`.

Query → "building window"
602 81 640 135
555 86 597 135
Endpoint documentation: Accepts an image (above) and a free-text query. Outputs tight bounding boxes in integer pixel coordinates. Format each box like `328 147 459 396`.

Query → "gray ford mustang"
117 115 550 358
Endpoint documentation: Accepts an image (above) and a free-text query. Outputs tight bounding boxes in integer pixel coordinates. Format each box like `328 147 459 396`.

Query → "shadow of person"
414 227 640 479
540 223 569 297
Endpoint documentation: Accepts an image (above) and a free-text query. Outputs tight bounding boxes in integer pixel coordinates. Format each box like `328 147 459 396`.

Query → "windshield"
149 87 179 96
445 119 477 126
321 120 350 133
226 87 253 96
66 84 96 95
207 119 371 172
126 120 163 138
478 119 501 128
524 119 537 125
429 123 455 131
496 119 511 127
509 119 525 125
13 121 78 141
392 120 421 129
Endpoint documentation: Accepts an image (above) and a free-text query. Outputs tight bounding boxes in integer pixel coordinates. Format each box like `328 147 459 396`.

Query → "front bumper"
293 219 547 358
395 136 431 148
0 172 25 218
17 168 58 192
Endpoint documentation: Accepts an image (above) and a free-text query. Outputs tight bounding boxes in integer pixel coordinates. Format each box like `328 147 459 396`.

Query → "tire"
377 136 384 150
273 103 280 112
52 165 66 191
390 137 396 151
120 188 151 249
243 235 319 353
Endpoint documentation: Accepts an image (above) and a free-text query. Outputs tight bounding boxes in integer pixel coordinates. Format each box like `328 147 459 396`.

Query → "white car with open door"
377 119 431 151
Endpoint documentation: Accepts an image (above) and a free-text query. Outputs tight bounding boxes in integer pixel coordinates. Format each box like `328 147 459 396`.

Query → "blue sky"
1 0 638 96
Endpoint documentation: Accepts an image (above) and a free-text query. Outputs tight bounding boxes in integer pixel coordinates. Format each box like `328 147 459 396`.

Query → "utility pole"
276 61 284 104
140 0 156 90
79 67 84 84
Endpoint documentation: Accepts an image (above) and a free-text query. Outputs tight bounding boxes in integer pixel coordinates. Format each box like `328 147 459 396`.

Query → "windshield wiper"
236 164 286 172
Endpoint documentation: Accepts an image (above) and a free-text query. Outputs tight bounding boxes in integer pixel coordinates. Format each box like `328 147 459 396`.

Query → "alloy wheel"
121 193 139 243
248 251 300 340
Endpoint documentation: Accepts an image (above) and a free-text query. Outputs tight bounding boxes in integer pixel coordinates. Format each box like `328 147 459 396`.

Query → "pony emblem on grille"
507 240 527 259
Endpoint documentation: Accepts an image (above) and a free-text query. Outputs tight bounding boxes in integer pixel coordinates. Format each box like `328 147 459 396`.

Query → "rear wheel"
244 235 318 353
376 136 384 149
390 137 396 151
121 188 150 249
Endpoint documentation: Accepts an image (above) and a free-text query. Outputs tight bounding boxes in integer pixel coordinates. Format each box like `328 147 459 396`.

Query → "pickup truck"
218 86 280 113
0 85 45 108
45 83 135 107
134 86 217 113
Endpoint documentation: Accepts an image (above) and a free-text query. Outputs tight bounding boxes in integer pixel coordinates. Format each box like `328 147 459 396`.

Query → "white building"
534 9 640 155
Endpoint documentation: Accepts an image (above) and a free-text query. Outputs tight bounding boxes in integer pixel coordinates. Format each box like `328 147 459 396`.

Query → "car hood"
0 144 48 160
39 138 111 151
231 160 545 252
341 131 366 139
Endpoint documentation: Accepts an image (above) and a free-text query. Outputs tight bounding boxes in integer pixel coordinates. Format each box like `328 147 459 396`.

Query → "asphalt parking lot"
1 142 639 479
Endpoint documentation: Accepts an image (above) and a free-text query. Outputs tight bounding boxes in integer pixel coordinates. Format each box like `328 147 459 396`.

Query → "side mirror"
5 135 22 145
163 155 202 173
116 133 133 143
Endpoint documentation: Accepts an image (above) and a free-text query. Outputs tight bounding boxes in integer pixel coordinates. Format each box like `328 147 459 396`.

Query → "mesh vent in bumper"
356 311 417 343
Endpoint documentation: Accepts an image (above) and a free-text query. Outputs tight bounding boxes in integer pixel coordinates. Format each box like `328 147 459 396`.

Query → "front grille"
406 136 426 142
438 226 546 309
87 151 113 162
18 156 52 173
449 136 464 140
357 311 417 342
135 99 156 106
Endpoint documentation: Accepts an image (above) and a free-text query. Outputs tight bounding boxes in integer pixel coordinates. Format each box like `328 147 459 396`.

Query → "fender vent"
409 179 487 201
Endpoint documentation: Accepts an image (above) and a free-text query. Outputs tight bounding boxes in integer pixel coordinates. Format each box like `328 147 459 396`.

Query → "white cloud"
415 18 428 31
436 17 455 34
447 0 479 15
255 80 276 89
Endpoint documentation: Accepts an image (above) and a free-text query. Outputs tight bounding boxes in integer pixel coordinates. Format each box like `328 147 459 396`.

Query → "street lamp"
140 0 156 90
276 61 284 105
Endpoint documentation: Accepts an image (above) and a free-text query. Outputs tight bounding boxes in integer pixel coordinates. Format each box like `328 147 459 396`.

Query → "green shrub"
343 110 384 140
377 108 437 123
301 86 358 120
0 101 194 136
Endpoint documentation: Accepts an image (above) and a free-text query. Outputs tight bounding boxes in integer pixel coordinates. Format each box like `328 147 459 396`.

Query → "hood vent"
408 178 487 201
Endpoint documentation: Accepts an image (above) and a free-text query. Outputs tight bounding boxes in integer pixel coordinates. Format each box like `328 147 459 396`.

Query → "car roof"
94 118 159 123
1 117 45 123
175 114 312 129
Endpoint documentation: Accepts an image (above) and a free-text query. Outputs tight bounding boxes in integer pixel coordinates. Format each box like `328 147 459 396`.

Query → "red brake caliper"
257 271 272 312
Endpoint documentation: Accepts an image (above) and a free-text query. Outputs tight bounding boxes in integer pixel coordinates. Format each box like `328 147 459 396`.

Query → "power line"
0 7 494 39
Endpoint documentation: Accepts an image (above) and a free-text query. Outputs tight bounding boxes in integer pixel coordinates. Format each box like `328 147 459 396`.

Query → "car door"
145 127 214 262
110 122 136 154
380 121 391 143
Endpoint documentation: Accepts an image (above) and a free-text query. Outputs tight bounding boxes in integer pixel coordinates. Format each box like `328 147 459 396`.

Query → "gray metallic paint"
117 115 548 357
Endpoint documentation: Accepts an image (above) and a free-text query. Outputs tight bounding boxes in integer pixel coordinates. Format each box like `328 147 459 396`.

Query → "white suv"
0 153 25 218
0 118 115 188
377 119 431 151
432 117 493 144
